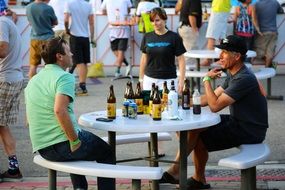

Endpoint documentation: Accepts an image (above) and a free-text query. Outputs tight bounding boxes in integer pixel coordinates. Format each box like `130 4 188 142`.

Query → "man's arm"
89 14 95 43
54 94 80 152
0 41 9 58
64 12 70 35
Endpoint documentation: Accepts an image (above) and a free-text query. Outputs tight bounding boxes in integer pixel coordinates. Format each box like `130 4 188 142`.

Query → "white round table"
79 107 220 190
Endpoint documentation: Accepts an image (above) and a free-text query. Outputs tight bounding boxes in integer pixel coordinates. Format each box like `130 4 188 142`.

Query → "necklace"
156 29 168 35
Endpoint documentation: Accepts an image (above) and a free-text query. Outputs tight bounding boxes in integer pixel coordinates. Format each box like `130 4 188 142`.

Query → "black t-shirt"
140 30 186 79
179 0 202 28
222 65 268 135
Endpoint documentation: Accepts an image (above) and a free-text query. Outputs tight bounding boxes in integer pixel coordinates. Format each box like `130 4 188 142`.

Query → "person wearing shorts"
65 0 94 96
26 0 58 79
253 0 284 67
0 15 24 181
101 0 133 77
159 35 268 189
202 0 231 66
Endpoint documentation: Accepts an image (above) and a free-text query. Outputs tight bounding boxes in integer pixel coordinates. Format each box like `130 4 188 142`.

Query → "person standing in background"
0 12 24 182
139 7 186 93
202 0 231 66
101 0 133 77
253 0 284 68
26 0 58 79
178 0 202 67
48 0 70 43
64 0 94 96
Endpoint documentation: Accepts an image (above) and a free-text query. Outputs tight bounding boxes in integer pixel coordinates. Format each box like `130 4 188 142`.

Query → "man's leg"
192 137 208 184
0 126 22 180
166 130 202 180
77 63 88 92
114 50 124 76
28 65 37 79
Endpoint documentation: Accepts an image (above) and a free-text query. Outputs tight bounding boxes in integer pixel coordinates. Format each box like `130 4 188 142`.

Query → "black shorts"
110 38 129 51
70 35 90 64
200 115 266 152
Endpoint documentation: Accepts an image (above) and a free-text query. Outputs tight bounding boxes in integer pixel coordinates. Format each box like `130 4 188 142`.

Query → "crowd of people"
0 0 283 189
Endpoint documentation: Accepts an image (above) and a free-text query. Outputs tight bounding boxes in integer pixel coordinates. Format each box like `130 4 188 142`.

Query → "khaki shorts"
253 32 277 59
0 81 23 127
30 39 47 66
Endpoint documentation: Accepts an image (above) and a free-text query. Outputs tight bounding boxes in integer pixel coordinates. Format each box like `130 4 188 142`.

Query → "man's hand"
70 139 81 152
206 68 223 79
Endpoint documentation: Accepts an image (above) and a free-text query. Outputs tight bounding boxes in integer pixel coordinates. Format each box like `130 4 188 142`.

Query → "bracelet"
203 76 212 82
70 138 81 146
139 78 143 82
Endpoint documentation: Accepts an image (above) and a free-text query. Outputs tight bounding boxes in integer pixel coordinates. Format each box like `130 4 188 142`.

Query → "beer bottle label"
162 93 168 108
144 104 150 114
152 104 161 120
135 98 143 113
149 100 153 115
107 103 116 118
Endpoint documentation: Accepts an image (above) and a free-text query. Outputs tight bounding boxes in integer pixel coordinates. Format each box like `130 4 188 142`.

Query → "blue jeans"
38 130 115 190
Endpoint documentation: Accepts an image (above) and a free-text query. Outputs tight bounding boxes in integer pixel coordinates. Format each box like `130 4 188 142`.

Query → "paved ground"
0 65 285 189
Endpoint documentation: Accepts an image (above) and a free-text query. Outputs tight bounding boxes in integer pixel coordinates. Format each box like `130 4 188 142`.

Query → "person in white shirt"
64 0 94 96
48 0 70 42
101 0 133 77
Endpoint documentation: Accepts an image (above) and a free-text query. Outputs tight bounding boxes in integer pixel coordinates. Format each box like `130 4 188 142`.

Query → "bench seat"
34 155 163 190
102 132 172 145
254 68 276 80
218 143 270 190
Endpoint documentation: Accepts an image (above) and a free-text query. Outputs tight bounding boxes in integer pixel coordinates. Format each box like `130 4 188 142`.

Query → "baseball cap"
215 35 248 55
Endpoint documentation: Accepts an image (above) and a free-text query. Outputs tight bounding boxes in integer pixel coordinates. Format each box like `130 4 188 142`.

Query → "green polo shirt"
25 64 81 152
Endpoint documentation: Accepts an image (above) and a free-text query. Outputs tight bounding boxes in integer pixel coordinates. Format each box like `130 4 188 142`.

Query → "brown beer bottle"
134 82 144 114
152 86 162 120
182 79 190 110
149 83 155 116
107 85 116 119
162 81 169 110
127 82 135 101
124 81 130 101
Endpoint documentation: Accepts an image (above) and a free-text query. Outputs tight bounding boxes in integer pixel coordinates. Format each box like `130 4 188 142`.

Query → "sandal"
187 177 211 189
159 172 179 184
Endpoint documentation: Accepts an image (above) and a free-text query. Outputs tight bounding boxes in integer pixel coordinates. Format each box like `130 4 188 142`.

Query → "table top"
184 49 257 59
78 107 221 133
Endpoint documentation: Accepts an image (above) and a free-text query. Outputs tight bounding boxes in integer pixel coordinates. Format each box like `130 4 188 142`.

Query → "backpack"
235 5 254 37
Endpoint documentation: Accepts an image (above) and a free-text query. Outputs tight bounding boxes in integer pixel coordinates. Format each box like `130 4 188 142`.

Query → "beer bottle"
162 81 169 110
124 81 130 101
168 80 178 118
128 82 135 102
107 85 116 119
182 79 190 110
135 82 144 115
152 86 162 120
192 89 201 115
149 83 155 116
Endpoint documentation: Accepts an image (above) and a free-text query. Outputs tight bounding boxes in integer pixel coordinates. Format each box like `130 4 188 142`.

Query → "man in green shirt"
25 37 115 190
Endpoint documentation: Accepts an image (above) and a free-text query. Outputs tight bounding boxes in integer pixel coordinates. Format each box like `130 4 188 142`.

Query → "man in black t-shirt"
159 35 268 189
178 0 202 65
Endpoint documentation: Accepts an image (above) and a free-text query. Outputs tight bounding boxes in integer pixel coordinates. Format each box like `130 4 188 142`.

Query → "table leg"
179 131 188 190
150 133 159 190
108 131 116 160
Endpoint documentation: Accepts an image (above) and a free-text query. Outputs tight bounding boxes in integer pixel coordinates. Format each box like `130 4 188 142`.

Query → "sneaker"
0 170 23 182
159 172 179 184
187 177 211 189
115 72 122 78
76 88 88 96
125 64 133 76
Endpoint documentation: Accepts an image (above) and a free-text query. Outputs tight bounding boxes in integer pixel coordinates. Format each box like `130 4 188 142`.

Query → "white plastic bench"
253 68 283 100
34 155 163 190
102 132 172 145
218 143 270 190
102 132 172 163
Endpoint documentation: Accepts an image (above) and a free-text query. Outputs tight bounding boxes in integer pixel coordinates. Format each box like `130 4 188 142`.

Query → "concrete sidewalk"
1 65 285 190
